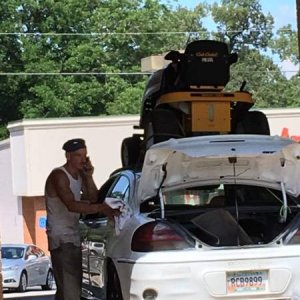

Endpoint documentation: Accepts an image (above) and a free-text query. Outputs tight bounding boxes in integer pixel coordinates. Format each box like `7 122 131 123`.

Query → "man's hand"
98 202 121 220
82 156 94 177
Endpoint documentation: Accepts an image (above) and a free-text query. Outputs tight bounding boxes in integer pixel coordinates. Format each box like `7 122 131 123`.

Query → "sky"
164 0 298 77
171 0 297 30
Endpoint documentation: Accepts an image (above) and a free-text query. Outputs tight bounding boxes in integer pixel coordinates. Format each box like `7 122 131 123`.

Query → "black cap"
62 138 86 152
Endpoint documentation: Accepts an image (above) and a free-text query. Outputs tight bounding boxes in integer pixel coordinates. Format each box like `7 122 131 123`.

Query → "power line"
0 70 297 76
0 31 200 36
0 28 295 37
0 72 152 76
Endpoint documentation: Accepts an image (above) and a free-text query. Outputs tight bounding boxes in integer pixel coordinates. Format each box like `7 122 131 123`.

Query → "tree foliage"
208 0 299 109
209 0 274 51
0 0 298 140
271 25 299 64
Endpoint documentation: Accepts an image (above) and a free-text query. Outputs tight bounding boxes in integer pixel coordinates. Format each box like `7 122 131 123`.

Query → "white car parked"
80 134 300 300
2 243 53 292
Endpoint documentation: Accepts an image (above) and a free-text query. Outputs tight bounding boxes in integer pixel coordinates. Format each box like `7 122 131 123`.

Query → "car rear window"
163 184 298 207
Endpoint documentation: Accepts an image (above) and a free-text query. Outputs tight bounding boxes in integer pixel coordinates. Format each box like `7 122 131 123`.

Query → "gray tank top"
45 167 82 250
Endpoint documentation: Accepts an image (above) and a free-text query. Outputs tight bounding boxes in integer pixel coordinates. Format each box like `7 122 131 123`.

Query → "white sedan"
80 134 300 300
2 243 54 292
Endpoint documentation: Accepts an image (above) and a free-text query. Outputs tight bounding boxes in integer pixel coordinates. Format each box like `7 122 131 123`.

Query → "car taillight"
131 221 194 252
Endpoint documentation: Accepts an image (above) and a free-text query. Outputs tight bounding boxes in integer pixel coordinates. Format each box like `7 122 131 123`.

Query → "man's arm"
46 169 117 217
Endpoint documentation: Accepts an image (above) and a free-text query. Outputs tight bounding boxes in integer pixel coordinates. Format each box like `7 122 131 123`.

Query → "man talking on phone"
45 138 119 300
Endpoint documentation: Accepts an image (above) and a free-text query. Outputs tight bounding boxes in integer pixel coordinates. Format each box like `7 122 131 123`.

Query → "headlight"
2 265 19 271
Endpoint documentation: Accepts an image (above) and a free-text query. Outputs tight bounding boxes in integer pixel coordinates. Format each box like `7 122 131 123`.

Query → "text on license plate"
227 270 268 294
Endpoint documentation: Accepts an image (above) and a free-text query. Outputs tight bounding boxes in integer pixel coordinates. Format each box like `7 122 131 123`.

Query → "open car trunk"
144 183 300 247
138 135 300 247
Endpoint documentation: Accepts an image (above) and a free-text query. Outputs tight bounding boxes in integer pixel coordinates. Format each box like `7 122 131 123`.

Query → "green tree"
105 79 146 115
14 0 207 121
208 0 297 109
0 0 26 138
271 25 299 64
0 0 211 139
209 0 274 51
226 48 293 108
0 0 298 141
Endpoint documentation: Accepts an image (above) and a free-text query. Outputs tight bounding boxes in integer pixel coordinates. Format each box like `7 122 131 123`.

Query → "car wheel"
42 269 54 290
235 111 270 135
121 136 141 168
106 262 123 300
16 271 27 292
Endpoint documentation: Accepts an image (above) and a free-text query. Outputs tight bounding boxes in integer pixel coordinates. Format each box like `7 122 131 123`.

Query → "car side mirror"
27 254 37 261
104 197 125 209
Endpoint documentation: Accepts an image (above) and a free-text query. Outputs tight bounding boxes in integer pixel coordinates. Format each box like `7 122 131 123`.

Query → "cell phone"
84 156 90 171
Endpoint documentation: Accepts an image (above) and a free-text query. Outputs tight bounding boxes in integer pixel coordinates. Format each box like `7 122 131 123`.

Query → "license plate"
227 270 268 294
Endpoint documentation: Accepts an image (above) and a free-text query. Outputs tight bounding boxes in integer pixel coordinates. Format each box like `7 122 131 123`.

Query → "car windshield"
1 247 25 259
163 184 299 207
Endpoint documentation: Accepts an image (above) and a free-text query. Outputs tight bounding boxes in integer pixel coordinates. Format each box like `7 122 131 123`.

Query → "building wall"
0 140 24 243
262 108 300 141
22 196 48 254
8 115 140 197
